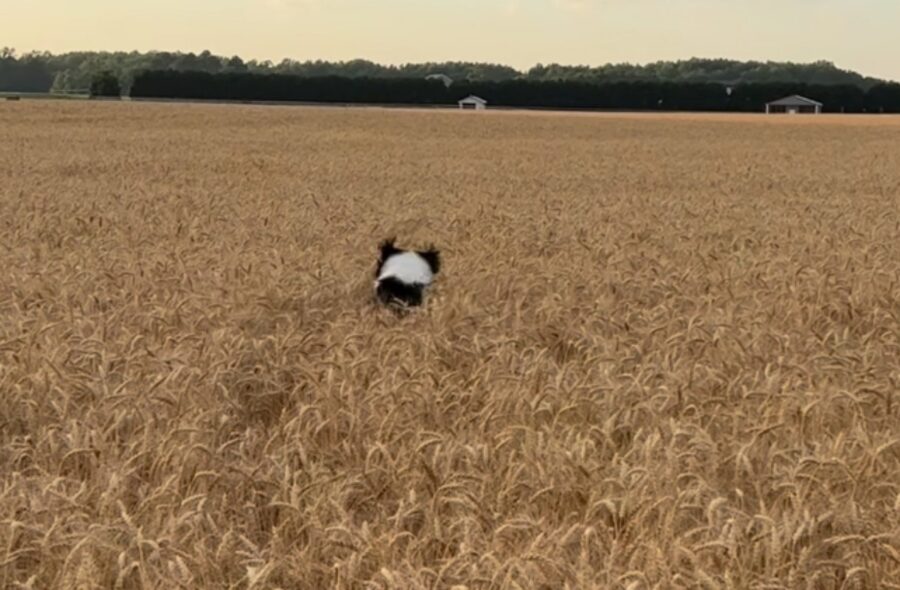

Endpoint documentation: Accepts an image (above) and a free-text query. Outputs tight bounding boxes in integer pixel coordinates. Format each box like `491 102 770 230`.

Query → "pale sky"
3 0 899 80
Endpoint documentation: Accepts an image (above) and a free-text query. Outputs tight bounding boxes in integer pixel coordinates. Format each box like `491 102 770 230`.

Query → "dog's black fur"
375 276 426 307
374 238 441 308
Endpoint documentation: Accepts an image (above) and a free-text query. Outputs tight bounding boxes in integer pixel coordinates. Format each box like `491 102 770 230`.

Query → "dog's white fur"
376 251 435 287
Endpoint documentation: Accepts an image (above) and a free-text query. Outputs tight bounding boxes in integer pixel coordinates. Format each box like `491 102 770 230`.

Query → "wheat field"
1 102 899 589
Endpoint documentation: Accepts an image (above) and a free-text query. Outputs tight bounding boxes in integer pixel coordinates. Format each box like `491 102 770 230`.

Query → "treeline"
131 71 450 103
0 47 890 94
129 70 900 113
0 48 54 92
528 59 881 88
0 48 520 94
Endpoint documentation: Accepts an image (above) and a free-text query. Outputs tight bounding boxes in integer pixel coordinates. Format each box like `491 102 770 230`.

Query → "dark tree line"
129 70 900 113
528 59 881 88
866 84 900 113
130 71 451 103
0 47 892 94
0 48 54 92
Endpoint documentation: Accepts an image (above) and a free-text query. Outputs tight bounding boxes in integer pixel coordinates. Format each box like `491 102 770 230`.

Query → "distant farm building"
766 95 823 114
425 74 453 88
458 95 487 110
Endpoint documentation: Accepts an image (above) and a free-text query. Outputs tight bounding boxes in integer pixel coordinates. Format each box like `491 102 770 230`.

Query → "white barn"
458 95 488 110
765 95 823 115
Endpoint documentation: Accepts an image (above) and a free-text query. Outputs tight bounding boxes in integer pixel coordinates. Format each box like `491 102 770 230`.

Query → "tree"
89 70 121 97
225 55 247 72
0 50 54 92
865 83 900 113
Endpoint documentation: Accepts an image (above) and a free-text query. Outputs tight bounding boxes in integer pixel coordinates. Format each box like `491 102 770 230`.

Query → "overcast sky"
3 0 898 80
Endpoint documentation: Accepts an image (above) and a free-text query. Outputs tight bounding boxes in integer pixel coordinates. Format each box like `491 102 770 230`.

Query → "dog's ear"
417 247 440 275
378 237 400 263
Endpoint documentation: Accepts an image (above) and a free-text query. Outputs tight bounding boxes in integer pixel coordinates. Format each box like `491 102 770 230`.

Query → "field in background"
1 102 899 589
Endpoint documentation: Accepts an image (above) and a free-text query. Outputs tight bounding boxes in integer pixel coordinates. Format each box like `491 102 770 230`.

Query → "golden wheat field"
1 101 899 590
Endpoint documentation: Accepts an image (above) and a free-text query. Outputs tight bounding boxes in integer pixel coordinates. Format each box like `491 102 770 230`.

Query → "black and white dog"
374 238 440 308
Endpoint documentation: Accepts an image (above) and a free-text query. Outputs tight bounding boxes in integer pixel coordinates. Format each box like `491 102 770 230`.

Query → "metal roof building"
458 95 488 110
766 95 823 114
